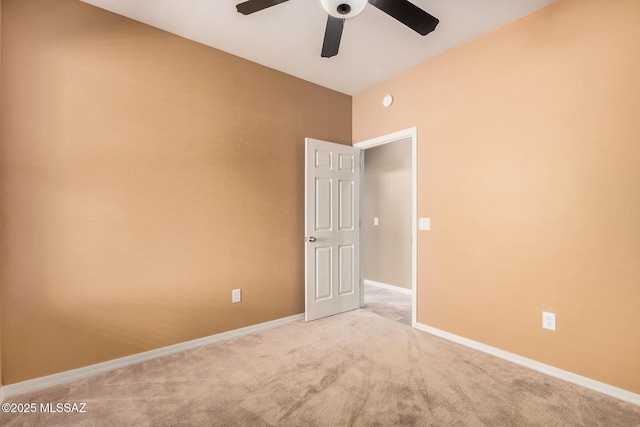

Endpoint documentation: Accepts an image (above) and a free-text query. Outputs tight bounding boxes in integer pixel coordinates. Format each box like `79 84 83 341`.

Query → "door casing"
354 127 418 327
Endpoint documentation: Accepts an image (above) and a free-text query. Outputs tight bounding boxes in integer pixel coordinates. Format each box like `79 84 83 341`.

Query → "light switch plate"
232 289 241 303
419 217 431 231
374 217 379 226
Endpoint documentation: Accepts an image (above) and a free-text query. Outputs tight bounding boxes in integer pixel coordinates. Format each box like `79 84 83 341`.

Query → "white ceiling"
80 0 556 95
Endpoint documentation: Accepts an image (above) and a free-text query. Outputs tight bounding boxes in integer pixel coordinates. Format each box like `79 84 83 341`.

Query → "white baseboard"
416 323 640 407
364 279 413 295
3 313 305 399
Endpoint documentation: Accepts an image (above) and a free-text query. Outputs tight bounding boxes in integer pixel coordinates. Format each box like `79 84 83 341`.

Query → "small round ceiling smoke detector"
382 95 394 107
320 0 367 19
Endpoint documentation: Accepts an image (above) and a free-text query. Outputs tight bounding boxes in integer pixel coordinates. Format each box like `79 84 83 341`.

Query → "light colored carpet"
2 308 639 426
363 283 412 325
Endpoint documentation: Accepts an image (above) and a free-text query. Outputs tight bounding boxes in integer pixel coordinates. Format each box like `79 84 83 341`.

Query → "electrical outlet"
542 311 556 331
232 289 241 303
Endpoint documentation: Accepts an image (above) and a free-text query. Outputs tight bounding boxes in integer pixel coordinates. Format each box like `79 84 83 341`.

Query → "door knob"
306 236 317 242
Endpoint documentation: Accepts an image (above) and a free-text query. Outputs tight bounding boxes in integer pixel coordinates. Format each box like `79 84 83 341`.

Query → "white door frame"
354 127 418 327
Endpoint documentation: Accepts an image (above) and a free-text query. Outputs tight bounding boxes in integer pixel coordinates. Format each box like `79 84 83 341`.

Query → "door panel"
314 246 333 300
339 153 355 172
339 180 354 230
338 244 355 295
315 178 332 231
305 138 361 321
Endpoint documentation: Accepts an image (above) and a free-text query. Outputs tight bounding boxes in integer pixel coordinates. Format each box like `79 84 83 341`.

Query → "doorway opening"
354 127 417 327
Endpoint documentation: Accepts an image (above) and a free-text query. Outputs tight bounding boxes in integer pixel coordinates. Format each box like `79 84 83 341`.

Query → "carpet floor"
362 284 412 325
1 289 639 426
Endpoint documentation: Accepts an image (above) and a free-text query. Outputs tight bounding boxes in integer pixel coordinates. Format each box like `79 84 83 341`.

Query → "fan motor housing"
337 4 351 15
320 0 367 18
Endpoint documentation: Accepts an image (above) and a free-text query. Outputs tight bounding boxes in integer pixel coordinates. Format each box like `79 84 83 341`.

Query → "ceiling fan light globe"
320 0 367 18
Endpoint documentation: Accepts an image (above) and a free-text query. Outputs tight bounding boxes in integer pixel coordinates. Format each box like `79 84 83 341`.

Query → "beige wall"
353 0 640 394
364 139 412 289
0 0 351 384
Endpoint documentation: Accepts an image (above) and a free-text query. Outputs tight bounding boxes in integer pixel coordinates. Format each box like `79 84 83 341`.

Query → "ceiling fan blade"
368 0 439 35
321 16 344 58
236 0 289 15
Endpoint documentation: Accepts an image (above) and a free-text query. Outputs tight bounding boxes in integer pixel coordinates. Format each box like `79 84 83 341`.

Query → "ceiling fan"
236 0 439 58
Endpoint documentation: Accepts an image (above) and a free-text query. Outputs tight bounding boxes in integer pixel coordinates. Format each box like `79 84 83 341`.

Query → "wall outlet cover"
232 289 242 303
542 311 556 331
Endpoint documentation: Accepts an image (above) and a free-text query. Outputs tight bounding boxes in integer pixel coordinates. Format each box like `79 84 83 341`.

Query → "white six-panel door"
305 138 361 321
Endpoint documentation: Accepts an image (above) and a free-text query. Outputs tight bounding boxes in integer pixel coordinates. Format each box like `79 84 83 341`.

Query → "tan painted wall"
353 0 640 393
364 139 412 289
0 0 351 384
